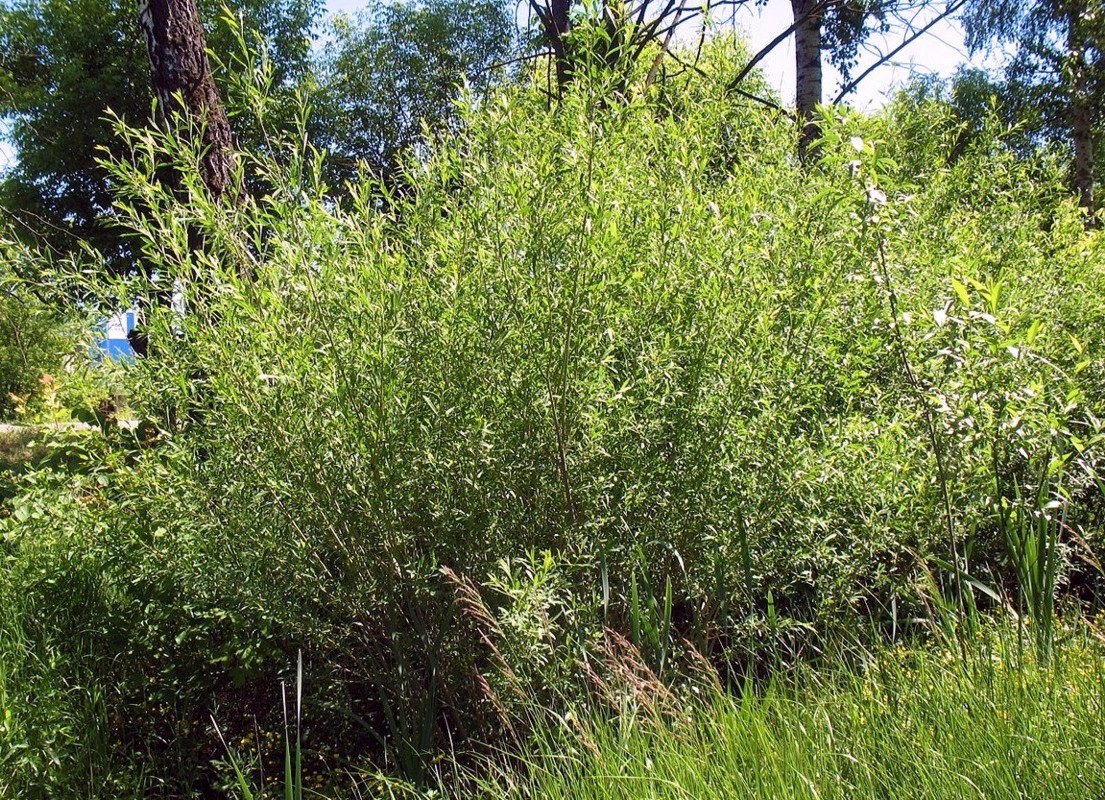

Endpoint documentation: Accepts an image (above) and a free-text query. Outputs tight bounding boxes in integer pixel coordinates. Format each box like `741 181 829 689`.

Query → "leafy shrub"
4 33 1103 793
0 467 141 799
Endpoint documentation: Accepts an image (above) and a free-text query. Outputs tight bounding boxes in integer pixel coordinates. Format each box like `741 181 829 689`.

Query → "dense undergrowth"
2 35 1104 798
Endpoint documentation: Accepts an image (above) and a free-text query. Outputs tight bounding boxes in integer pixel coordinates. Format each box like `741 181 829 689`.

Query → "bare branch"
726 0 838 93
832 0 968 103
668 51 794 118
643 1 690 87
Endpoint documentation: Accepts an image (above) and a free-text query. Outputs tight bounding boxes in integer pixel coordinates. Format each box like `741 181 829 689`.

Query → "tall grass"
484 628 1105 800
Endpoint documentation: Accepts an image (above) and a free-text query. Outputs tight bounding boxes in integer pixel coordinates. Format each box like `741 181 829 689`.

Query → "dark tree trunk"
602 0 626 70
531 0 573 92
1067 3 1095 216
1071 94 1094 212
134 0 241 376
550 0 571 88
137 0 236 203
791 0 823 159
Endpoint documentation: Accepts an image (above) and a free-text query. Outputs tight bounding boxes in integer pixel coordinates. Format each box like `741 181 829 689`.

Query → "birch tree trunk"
791 0 823 159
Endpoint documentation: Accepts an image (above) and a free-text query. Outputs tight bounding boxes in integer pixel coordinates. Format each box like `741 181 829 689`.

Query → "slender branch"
668 51 793 118
629 0 683 59
870 208 961 618
726 0 837 93
833 0 968 103
733 85 794 118
527 0 552 31
0 205 83 250
471 49 555 77
643 2 688 87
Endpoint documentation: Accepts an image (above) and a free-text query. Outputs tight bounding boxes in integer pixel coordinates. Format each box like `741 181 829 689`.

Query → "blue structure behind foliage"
96 309 137 361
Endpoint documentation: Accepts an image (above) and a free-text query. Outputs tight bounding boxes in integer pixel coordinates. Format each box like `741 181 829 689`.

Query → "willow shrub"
30 39 1102 783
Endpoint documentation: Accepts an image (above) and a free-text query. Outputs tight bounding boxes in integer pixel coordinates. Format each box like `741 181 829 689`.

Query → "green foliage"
0 0 322 270
0 239 76 420
959 0 1104 204
0 466 144 799
311 0 515 188
901 64 1096 179
1 443 299 796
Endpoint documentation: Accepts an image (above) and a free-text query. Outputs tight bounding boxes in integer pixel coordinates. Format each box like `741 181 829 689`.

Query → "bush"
4 33 1103 793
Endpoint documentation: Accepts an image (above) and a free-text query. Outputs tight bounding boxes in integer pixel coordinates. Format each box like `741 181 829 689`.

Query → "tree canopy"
0 0 322 269
960 0 1104 210
311 0 515 189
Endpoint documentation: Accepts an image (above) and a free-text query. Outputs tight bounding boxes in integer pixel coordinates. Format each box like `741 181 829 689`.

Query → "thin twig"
668 52 793 118
727 0 838 93
870 208 961 612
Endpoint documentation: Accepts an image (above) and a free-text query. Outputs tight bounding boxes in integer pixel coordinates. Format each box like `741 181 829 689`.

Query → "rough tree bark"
791 0 824 159
550 0 573 90
137 0 236 203
132 0 240 358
